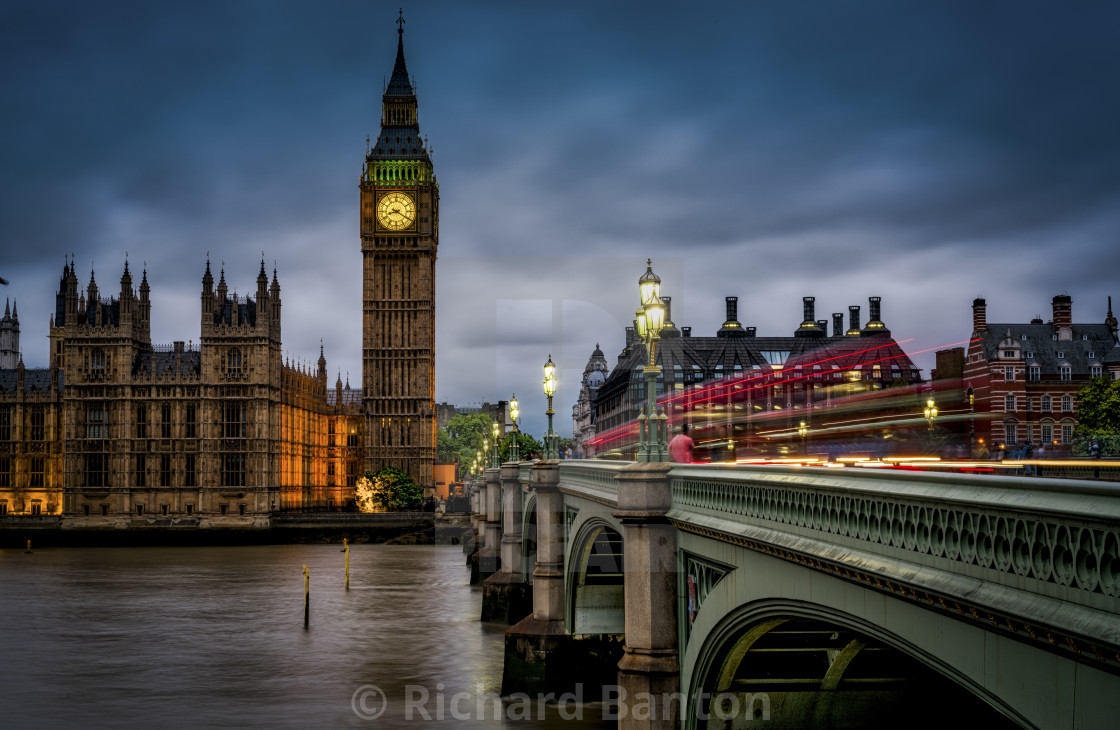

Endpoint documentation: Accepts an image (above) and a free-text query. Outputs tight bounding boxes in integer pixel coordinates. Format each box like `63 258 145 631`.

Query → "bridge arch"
686 599 1029 729
521 493 537 583
565 517 625 635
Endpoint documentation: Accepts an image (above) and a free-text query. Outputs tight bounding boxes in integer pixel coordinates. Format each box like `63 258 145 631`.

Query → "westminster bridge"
464 460 1120 729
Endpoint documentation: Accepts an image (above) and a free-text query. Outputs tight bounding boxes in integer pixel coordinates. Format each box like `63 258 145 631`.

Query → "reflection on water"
0 544 612 728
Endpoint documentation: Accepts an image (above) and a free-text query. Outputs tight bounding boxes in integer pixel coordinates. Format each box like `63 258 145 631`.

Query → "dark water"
0 544 612 729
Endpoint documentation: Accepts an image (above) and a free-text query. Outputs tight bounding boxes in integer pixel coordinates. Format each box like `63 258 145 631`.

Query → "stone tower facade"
360 15 438 487
0 299 19 369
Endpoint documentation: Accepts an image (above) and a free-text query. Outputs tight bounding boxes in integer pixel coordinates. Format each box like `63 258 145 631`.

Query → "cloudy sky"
3 1 1119 438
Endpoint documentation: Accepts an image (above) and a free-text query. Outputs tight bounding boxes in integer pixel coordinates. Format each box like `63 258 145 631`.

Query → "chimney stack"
1052 294 1072 328
817 319 828 331
862 296 889 335
972 298 987 333
682 326 692 338
746 326 756 337
846 305 861 336
832 312 844 337
797 296 824 337
718 296 746 337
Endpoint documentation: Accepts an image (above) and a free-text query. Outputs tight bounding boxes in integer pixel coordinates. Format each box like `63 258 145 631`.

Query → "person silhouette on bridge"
669 423 695 463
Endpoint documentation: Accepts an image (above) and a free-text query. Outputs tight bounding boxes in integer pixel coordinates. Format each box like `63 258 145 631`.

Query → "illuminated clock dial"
376 191 416 230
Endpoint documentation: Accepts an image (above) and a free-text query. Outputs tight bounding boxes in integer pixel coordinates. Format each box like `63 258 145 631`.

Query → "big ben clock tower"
360 12 438 488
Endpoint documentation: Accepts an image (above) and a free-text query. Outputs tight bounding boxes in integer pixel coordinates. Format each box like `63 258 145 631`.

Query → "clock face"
377 191 416 230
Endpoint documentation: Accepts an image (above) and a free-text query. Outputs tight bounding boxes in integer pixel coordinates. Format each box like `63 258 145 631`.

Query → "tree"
499 431 543 462
437 413 496 478
1073 377 1120 454
354 467 422 512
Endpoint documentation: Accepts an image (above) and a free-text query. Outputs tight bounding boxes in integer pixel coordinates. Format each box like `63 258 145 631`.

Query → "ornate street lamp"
636 259 668 462
798 420 808 455
508 394 520 462
924 398 938 431
491 420 500 468
543 354 559 459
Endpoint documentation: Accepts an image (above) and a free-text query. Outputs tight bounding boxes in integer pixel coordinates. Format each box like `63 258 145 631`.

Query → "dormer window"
1057 352 1065 359
1060 365 1072 382
1025 351 1034 359
1082 334 1088 341
1088 351 1095 359
1091 365 1102 378
1002 350 1016 358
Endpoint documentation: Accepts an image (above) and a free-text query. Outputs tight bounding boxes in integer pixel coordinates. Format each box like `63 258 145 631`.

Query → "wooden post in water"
303 565 310 628
24 539 32 554
343 538 350 590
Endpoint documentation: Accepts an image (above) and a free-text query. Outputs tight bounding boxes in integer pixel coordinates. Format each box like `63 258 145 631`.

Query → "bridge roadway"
464 460 1120 729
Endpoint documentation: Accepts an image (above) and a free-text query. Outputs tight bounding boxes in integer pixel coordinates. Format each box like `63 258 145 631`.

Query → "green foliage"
354 467 422 512
499 431 543 462
1073 377 1120 440
438 413 498 477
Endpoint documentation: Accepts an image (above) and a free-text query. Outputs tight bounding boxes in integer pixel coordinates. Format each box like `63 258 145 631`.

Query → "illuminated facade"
963 295 1120 455
0 260 362 524
590 294 925 459
360 17 438 488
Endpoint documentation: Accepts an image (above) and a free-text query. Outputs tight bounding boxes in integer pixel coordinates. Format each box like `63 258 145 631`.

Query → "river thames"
1 544 613 728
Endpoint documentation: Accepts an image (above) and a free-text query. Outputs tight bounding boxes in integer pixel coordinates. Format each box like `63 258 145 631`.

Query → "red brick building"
963 295 1120 456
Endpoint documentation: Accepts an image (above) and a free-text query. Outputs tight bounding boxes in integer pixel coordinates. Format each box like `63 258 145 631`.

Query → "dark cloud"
2 1 1119 438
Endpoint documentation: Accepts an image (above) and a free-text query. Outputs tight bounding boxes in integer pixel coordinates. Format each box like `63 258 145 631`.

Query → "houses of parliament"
0 18 438 525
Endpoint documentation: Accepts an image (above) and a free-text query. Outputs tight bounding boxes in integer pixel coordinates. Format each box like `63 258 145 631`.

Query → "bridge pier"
467 476 483 583
482 461 532 623
503 460 578 695
614 462 680 729
479 467 502 578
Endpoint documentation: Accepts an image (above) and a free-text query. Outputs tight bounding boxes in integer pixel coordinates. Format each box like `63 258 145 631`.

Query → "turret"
1106 296 1118 343
201 259 215 321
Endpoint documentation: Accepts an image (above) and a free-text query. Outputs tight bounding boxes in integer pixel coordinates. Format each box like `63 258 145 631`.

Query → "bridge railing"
666 463 1120 614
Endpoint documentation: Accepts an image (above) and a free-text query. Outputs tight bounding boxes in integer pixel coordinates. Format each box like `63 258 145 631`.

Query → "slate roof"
977 323 1119 374
0 368 62 394
132 350 201 377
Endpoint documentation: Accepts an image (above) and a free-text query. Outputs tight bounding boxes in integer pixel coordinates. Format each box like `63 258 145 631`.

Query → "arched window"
226 348 242 376
91 348 106 375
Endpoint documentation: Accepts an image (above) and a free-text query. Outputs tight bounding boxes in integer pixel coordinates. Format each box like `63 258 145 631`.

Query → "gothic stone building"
0 18 439 523
963 295 1120 455
0 260 362 525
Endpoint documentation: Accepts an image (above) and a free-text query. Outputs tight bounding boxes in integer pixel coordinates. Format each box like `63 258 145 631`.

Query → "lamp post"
924 398 938 431
798 420 808 456
967 387 975 458
508 394 520 462
543 354 559 459
491 421 500 468
635 259 668 462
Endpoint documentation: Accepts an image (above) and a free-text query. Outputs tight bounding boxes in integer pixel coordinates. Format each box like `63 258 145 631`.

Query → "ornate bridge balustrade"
476 460 1120 729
